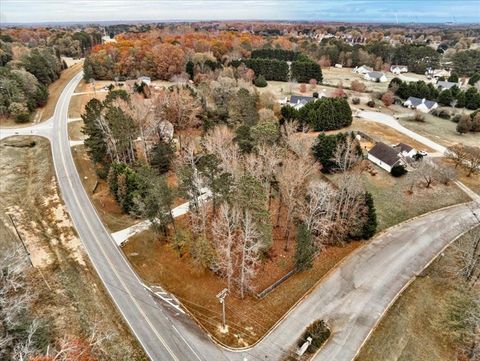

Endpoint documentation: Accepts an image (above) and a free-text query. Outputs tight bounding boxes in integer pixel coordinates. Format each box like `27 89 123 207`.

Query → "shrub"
451 114 462 123
410 112 425 122
381 91 395 106
351 80 367 92
367 100 375 107
431 108 451 119
15 113 30 123
253 75 267 87
297 320 331 353
312 91 319 98
352 97 360 105
391 164 407 177
299 83 307 93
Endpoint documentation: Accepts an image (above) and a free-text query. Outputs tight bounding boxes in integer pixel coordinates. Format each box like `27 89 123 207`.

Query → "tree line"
0 41 62 122
281 97 352 131
389 78 480 110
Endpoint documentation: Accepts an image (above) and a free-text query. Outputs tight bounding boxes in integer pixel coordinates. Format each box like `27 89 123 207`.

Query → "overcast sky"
1 0 479 24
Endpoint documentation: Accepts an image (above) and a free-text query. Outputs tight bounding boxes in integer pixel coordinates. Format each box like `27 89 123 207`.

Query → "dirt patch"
0 136 147 360
69 92 107 119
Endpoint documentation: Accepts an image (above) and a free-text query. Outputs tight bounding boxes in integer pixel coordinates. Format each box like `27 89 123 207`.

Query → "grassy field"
399 113 480 148
360 165 470 231
0 136 146 360
356 226 480 361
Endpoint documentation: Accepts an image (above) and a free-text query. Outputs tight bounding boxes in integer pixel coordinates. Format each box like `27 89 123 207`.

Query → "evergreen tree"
438 89 453 106
294 223 316 271
150 140 175 174
361 192 377 239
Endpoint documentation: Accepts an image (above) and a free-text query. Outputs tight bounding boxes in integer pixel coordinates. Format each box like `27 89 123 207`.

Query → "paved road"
357 110 447 154
2 74 479 361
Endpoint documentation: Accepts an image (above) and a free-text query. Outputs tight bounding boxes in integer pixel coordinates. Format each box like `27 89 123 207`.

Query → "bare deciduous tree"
238 211 261 299
212 203 239 291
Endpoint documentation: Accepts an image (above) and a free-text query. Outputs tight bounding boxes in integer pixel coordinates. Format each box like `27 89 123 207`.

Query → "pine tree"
294 223 316 271
361 192 377 239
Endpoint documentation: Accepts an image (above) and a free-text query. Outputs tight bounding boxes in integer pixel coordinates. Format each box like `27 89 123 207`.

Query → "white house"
353 65 373 74
436 80 458 90
367 142 403 173
403 97 438 113
390 65 408 74
289 95 315 110
425 68 451 79
137 76 151 85
364 71 388 83
393 143 417 158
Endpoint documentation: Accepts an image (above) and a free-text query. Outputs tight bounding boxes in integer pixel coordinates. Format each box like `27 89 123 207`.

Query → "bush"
297 320 331 353
351 80 367 92
367 100 375 107
451 114 462 123
253 75 267 87
352 97 360 105
410 112 425 122
431 108 451 119
15 113 30 123
391 164 407 177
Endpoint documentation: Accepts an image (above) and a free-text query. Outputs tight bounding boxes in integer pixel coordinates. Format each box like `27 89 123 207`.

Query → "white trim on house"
367 153 400 173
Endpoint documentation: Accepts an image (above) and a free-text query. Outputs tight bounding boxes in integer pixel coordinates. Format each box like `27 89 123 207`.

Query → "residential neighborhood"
0 2 479 361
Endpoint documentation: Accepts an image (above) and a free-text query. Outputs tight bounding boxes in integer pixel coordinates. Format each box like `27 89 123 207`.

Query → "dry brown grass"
71 144 137 232
123 212 361 348
0 136 146 360
355 227 480 361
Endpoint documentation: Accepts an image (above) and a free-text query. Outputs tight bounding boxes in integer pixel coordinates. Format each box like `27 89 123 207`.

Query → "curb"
349 219 479 361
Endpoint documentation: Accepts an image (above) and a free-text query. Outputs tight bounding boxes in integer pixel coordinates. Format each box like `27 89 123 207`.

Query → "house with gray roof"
436 80 458 90
403 97 438 113
364 71 387 83
367 142 403 173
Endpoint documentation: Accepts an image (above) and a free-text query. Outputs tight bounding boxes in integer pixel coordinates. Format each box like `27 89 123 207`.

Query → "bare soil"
0 136 147 360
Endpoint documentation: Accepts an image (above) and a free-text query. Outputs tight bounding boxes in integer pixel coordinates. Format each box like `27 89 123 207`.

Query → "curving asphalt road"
1 73 479 361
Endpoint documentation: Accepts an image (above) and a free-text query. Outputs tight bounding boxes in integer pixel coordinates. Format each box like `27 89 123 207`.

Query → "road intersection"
1 72 479 361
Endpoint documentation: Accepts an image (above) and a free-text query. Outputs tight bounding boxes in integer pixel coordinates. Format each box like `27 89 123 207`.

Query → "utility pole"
216 288 228 330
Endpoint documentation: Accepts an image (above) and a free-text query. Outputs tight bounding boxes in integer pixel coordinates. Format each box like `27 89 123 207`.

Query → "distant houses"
364 71 388 83
436 80 458 90
390 65 408 75
137 76 152 85
403 96 439 113
288 95 317 109
425 68 451 79
353 65 373 74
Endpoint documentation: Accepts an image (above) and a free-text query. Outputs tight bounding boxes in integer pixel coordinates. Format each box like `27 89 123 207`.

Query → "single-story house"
367 142 403 173
364 71 388 83
138 76 151 85
288 95 317 109
390 65 408 74
353 65 373 74
436 80 458 90
393 143 417 158
425 68 450 79
403 97 439 113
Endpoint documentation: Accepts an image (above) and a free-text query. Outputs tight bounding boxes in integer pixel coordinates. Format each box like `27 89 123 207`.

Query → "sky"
1 0 479 25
